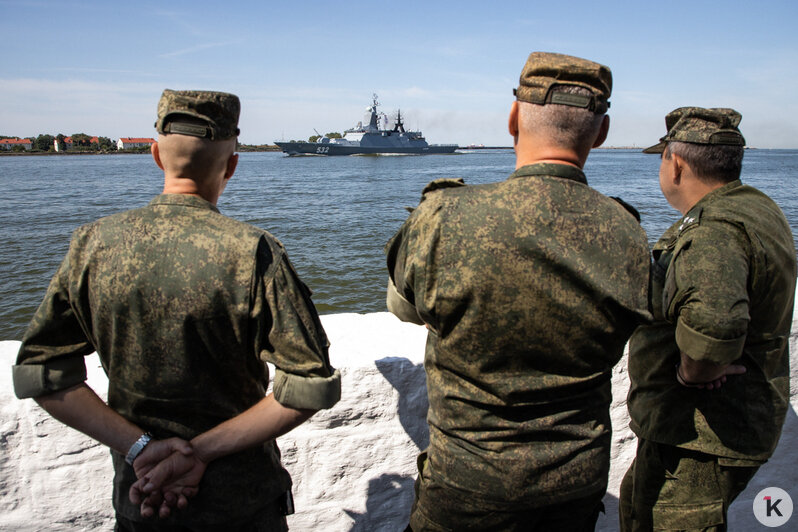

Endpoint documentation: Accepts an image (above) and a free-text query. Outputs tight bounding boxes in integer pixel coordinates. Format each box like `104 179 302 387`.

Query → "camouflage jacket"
13 194 341 524
386 163 651 507
628 180 796 461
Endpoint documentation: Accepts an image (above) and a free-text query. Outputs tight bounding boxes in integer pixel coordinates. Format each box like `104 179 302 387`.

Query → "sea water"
1 149 796 340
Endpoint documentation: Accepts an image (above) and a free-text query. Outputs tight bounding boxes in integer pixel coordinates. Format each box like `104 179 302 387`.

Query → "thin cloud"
400 87 431 99
0 77 161 95
158 40 241 59
49 67 153 75
153 9 205 37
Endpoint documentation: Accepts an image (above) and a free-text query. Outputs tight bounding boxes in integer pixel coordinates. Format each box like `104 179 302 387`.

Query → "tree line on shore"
1 133 117 153
2 132 348 154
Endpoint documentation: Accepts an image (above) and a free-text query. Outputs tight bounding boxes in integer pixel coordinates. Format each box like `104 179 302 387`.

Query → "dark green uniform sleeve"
668 220 749 364
385 218 419 322
12 253 93 398
253 246 340 410
385 214 416 307
385 193 444 328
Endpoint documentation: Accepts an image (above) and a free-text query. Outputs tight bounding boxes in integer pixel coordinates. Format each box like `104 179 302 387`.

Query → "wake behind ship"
274 94 457 156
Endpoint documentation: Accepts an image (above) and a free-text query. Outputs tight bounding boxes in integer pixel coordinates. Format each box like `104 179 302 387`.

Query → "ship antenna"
367 94 381 131
393 109 405 133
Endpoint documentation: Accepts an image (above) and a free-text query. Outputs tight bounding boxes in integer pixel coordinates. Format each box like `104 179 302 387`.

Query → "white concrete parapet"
1 308 796 531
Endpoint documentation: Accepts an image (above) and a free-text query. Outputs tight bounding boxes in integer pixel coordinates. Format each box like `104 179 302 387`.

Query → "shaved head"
518 86 605 152
157 133 236 183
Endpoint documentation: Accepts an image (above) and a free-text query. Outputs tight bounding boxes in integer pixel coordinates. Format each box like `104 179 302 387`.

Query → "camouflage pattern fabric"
409 452 605 531
155 89 241 139
643 107 745 154
386 163 651 519
13 194 340 525
404 178 465 213
619 438 758 531
514 52 612 114
627 180 796 461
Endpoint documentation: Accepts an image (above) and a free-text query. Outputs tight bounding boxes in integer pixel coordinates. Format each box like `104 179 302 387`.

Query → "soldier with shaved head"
386 52 651 531
13 89 341 530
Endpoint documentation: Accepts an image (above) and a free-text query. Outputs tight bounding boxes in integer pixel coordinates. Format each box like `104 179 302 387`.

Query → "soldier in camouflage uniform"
620 107 796 531
12 90 341 530
386 52 651 531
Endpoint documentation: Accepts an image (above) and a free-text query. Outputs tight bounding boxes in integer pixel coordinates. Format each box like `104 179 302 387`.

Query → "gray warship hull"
275 94 457 156
274 141 457 156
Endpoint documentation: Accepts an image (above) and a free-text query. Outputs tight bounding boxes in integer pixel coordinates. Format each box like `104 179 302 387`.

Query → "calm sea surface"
1 149 796 341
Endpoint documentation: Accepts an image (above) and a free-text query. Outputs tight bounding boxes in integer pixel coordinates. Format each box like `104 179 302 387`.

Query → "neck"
513 137 588 170
162 175 220 205
675 175 728 215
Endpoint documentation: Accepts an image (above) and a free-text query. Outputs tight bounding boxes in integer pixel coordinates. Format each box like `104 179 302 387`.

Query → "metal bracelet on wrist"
125 433 153 466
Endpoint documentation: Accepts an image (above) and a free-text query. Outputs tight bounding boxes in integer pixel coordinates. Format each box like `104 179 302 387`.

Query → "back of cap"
155 89 240 140
514 52 612 114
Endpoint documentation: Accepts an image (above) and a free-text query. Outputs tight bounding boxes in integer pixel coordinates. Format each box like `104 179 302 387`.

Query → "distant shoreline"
1 146 781 157
0 151 133 156
0 144 284 156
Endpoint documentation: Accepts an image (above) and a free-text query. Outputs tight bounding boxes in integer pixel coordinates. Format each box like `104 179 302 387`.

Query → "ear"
508 101 519 138
592 115 610 148
224 152 239 181
151 142 164 170
670 152 685 183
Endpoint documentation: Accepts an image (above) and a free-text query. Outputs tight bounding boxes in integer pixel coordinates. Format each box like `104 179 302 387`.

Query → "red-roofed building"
55 136 100 152
0 138 33 151
117 138 155 150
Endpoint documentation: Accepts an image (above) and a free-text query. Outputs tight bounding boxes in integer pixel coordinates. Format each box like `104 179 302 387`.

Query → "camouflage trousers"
407 451 605 532
114 497 288 532
619 438 759 532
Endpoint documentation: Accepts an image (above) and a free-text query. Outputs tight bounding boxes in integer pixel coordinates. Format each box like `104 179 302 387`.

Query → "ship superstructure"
275 94 457 156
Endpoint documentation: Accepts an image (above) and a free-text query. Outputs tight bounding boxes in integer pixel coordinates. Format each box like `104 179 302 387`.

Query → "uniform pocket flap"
652 500 724 529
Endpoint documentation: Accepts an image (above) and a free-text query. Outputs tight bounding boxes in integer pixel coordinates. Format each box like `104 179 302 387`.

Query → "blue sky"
2 1 797 147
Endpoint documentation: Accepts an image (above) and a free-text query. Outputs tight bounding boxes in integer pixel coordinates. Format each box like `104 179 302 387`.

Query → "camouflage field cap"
514 52 612 114
155 89 240 140
643 107 745 154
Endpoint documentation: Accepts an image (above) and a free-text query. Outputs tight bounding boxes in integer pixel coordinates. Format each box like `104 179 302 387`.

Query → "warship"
274 94 458 156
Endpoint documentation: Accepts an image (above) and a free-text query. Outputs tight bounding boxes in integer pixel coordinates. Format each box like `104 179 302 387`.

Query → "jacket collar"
149 194 220 213
509 163 587 185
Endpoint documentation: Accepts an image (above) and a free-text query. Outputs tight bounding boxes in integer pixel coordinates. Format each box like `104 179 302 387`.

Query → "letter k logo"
754 487 792 526
765 496 783 517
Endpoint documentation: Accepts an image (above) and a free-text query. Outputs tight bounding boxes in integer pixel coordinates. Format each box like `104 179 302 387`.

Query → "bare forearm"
34 383 142 455
191 394 315 464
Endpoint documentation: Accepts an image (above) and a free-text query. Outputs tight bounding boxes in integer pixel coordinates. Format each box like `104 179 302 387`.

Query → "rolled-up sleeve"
272 368 341 410
674 316 747 364
13 255 93 399
13 356 87 399
385 276 423 324
668 221 750 365
254 245 340 410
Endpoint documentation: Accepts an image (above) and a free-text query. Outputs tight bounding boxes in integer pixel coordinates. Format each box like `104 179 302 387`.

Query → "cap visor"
642 141 666 154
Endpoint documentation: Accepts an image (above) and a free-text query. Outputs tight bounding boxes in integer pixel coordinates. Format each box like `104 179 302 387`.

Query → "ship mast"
393 110 405 133
367 93 380 131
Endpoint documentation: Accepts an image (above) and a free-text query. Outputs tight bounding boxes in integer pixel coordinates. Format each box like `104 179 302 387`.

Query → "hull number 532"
316 146 330 154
